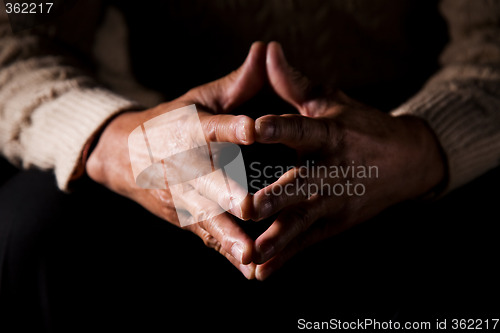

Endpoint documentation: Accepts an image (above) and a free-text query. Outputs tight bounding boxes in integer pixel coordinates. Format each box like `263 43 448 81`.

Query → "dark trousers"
1 158 499 332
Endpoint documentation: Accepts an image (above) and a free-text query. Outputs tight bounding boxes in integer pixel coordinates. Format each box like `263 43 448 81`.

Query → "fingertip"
252 188 274 221
253 237 276 264
235 238 254 265
249 41 266 56
239 263 256 280
207 41 266 113
235 115 255 145
268 41 282 49
255 264 273 281
267 41 285 66
241 242 254 265
226 219 254 265
237 194 254 221
206 114 254 144
255 251 286 281
255 115 278 142
266 41 289 83
244 41 266 80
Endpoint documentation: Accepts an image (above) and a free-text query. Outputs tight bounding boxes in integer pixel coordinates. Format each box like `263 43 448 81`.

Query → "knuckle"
194 209 209 223
182 88 197 101
235 115 253 141
282 115 305 142
290 205 313 233
295 168 311 198
201 216 219 236
193 176 208 194
319 119 332 145
212 240 223 253
296 170 309 187
203 217 232 252
160 205 178 224
202 116 219 142
201 232 219 249
264 190 282 209
194 206 220 223
294 119 306 142
220 238 234 255
302 98 323 116
208 178 229 208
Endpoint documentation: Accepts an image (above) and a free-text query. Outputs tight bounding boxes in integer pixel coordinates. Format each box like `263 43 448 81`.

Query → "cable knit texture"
391 0 500 191
0 4 138 190
1 0 500 193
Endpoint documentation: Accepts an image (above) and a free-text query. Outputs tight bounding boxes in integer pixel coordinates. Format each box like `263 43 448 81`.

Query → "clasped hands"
87 42 446 280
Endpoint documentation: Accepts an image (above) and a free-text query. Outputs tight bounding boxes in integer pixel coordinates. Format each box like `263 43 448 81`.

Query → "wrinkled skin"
87 41 446 281
250 42 446 280
87 42 267 279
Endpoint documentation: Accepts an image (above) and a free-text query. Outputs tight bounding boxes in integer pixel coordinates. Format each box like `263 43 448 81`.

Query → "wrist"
84 111 135 182
397 115 448 199
70 131 100 181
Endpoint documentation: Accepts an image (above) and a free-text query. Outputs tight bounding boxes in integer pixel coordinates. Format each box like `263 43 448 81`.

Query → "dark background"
1 155 499 332
1 0 499 331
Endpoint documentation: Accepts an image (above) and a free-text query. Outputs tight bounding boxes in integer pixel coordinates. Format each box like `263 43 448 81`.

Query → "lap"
1 162 499 331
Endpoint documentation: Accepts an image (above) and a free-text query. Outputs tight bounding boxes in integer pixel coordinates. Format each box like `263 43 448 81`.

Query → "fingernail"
257 243 275 263
256 120 275 141
239 263 256 280
231 242 245 263
229 198 243 219
236 127 248 144
273 42 288 67
236 116 253 144
256 265 273 281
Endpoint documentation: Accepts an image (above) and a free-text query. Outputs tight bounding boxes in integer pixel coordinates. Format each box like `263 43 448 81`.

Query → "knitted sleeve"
0 3 137 190
391 0 500 192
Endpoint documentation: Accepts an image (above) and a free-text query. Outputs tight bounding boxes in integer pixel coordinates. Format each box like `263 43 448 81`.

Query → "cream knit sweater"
1 0 500 193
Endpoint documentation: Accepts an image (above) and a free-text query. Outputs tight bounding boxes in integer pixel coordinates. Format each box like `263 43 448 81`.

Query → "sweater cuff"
24 88 139 191
391 87 500 194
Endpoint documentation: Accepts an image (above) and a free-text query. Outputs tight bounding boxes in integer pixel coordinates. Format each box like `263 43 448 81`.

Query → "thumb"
185 41 267 113
266 41 312 114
